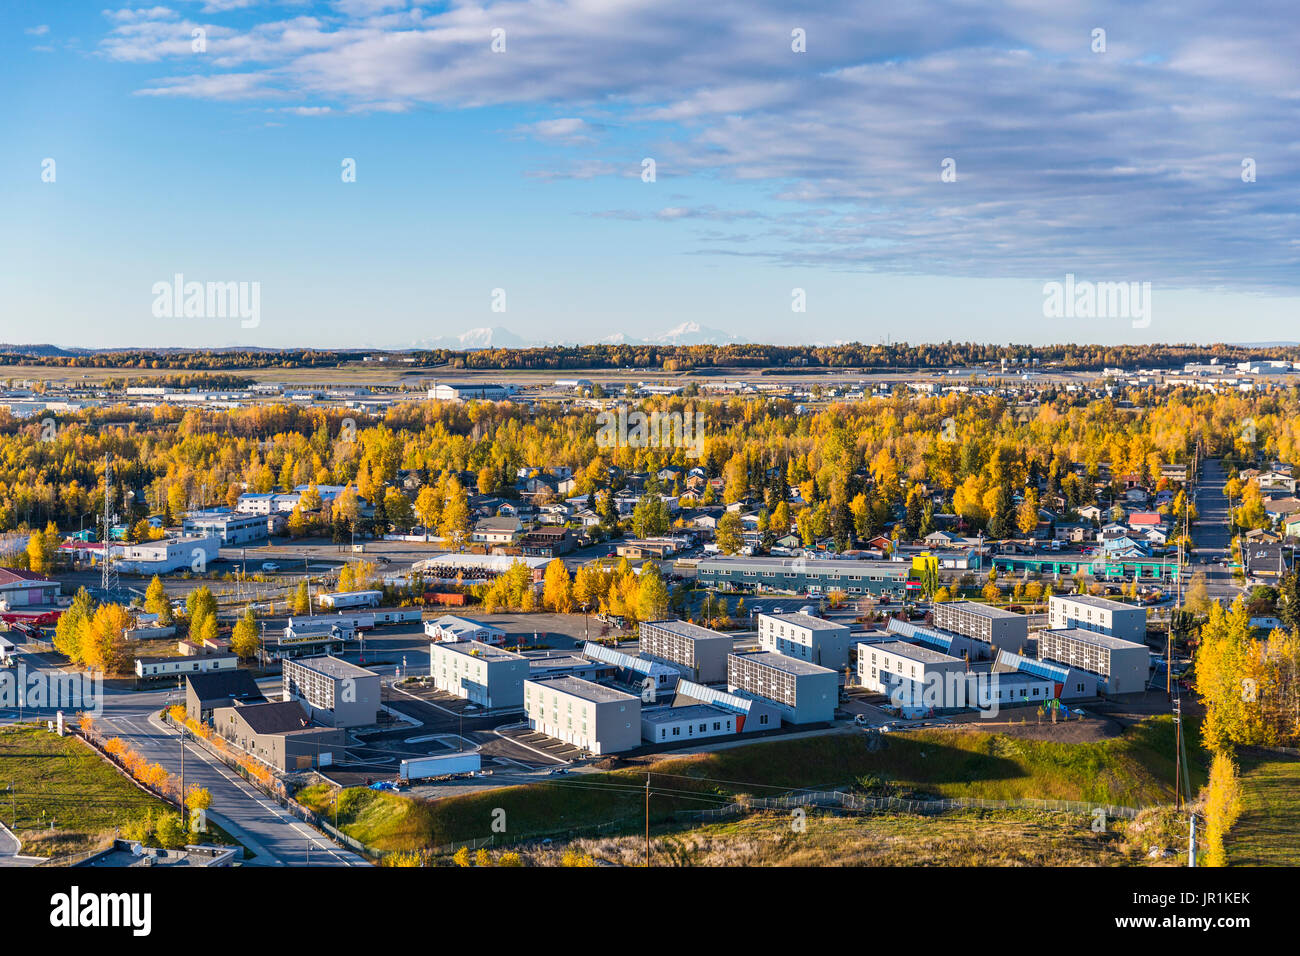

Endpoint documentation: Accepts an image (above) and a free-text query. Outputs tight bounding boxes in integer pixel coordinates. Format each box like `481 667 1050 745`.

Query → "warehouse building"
1047 594 1147 644
282 656 380 728
638 619 733 683
695 556 910 598
429 640 529 710
757 612 852 669
931 601 1030 652
0 568 61 607
726 651 838 725
523 676 640 754
1036 627 1150 695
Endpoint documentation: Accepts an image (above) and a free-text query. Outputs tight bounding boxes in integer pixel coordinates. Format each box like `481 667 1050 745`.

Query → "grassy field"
503 807 1190 867
1225 748 1300 866
303 716 1201 854
0 723 169 858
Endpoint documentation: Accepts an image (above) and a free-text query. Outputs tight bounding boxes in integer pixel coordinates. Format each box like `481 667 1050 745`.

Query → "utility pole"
179 724 187 831
644 773 651 867
1172 697 1182 811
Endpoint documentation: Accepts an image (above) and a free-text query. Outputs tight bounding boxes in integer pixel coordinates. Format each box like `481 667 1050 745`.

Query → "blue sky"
3 0 1298 349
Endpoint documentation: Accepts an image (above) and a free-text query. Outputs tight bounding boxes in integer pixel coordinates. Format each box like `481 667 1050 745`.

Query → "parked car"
261 561 280 572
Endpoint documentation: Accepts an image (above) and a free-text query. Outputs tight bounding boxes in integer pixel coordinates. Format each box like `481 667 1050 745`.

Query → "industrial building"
282 656 380 728
523 676 641 754
930 601 1030 652
427 383 513 402
1047 594 1147 644
695 556 911 598
1036 627 1150 695
757 612 852 669
0 568 61 607
726 651 838 725
638 619 733 683
429 640 529 710
181 509 267 546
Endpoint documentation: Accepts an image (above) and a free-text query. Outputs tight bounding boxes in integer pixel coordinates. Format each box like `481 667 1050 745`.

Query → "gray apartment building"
1047 594 1147 644
211 700 348 772
931 601 1030 652
638 619 734 683
1036 627 1150 695
757 612 852 669
726 651 838 725
695 556 910 598
282 656 380 728
523 676 641 754
429 639 529 710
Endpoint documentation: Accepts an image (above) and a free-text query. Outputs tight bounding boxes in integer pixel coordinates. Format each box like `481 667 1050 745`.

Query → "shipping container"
399 752 481 782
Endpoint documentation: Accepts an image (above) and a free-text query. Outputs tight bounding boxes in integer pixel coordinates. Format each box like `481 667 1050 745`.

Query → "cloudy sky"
3 0 1298 349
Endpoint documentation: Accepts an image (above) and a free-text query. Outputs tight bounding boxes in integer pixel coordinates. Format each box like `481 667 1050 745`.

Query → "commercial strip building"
1036 627 1150 695
282 656 380 728
276 622 348 659
695 556 911 599
1047 594 1147 644
638 619 733 683
429 640 529 710
757 612 852 669
931 601 1030 653
523 676 641 755
726 651 838 725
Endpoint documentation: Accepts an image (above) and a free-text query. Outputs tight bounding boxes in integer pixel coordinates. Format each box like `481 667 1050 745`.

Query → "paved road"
1191 459 1245 603
2 650 367 867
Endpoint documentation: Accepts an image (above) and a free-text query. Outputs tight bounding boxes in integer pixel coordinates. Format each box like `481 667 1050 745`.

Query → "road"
1190 458 1245 603
2 648 368 866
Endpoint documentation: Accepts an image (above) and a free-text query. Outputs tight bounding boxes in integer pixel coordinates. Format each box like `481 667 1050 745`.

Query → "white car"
261 561 280 572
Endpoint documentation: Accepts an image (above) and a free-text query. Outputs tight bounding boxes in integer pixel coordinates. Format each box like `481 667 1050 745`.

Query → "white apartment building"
757 612 852 669
429 640 529 710
1048 594 1146 644
523 677 640 754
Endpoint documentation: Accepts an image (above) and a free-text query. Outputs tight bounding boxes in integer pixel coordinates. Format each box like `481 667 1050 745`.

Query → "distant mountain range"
413 322 744 350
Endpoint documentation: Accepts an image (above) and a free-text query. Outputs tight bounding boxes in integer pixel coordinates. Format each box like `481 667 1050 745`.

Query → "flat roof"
1051 594 1143 613
525 675 638 704
642 704 730 724
642 619 733 642
871 640 962 665
941 601 1024 620
697 555 907 574
1038 628 1149 652
286 656 378 679
728 651 836 676
435 640 525 663
759 611 848 631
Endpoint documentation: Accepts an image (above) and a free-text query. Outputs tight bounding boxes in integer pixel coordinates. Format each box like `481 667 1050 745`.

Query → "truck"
399 752 482 783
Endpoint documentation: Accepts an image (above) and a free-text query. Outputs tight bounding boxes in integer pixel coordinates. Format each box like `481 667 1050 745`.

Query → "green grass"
1225 749 1300 866
0 723 169 858
304 716 1201 854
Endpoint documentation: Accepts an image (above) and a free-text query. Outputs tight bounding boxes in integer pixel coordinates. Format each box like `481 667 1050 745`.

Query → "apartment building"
282 656 380 728
1047 594 1146 644
523 677 640 754
182 508 268 546
1036 627 1150 695
429 640 529 710
638 619 734 683
757 612 852 669
930 601 1030 652
726 651 838 725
